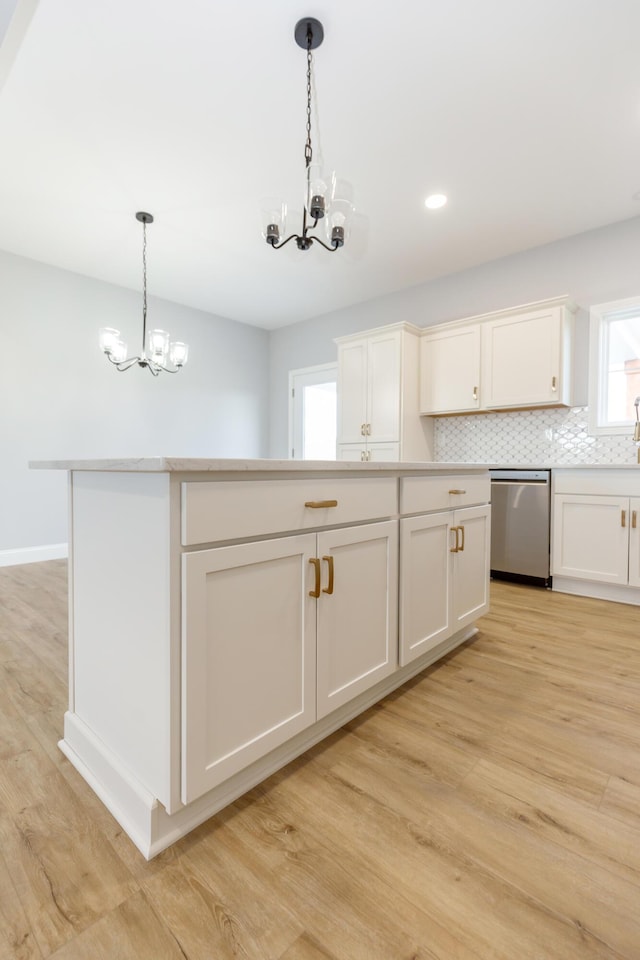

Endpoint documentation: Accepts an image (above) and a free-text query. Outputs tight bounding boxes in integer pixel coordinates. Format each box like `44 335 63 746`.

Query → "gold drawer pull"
621 510 627 528
459 524 465 552
450 526 460 553
551 375 557 391
322 555 334 595
472 386 478 401
449 489 466 495
308 558 321 598
304 500 338 509
633 511 637 530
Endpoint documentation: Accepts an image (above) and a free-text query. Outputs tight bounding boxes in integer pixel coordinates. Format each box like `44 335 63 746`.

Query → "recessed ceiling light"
425 193 447 210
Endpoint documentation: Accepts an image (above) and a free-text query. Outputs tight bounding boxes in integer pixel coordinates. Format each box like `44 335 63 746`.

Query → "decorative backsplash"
434 406 638 465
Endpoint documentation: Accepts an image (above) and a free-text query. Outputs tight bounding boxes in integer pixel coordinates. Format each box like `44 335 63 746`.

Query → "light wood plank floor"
1 560 639 959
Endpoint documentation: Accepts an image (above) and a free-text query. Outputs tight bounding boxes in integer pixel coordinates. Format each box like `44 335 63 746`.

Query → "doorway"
289 363 338 460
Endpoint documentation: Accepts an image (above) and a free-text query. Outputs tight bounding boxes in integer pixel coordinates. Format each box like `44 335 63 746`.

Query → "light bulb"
148 329 169 361
170 341 189 367
99 327 120 355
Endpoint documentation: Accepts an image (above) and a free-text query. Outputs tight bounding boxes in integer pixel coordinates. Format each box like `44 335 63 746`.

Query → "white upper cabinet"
336 323 433 461
419 297 576 416
481 303 574 409
420 324 481 414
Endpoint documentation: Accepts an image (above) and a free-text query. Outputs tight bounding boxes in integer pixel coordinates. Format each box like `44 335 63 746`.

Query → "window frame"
588 296 640 436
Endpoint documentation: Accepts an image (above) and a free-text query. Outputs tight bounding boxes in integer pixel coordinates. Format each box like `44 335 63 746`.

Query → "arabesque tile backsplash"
434 407 638 465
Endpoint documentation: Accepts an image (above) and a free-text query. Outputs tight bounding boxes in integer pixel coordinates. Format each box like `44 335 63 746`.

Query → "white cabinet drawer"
400 474 490 515
182 477 398 546
553 469 640 497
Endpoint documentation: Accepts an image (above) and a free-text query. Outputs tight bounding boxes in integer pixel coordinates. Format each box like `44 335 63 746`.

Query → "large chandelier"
261 17 353 253
99 212 188 375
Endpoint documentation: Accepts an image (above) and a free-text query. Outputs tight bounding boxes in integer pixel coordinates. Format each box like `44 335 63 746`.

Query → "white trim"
0 542 68 567
552 575 640 606
588 296 640 436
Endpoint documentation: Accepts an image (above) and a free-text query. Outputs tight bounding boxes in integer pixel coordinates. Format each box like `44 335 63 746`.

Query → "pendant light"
99 212 189 376
261 17 354 252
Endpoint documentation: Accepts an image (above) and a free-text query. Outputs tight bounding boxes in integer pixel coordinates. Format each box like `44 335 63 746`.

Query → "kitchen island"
30 458 491 858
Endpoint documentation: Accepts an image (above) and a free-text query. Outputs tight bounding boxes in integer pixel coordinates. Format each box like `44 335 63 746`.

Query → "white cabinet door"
337 339 368 444
399 505 490 666
337 329 401 447
367 330 401 443
399 512 452 666
450 505 491 631
337 442 367 461
552 494 629 584
420 325 481 414
181 534 317 803
316 521 398 719
336 441 400 462
482 307 563 408
628 497 640 587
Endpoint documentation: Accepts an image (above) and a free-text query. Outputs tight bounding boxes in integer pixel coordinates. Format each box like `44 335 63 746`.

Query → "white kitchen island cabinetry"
552 469 640 603
399 476 490 665
31 458 489 858
336 322 433 461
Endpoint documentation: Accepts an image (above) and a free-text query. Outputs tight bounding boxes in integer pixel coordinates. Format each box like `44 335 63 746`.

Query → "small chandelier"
261 17 353 253
99 212 188 375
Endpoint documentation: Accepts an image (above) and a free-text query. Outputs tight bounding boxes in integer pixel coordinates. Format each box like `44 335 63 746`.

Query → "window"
289 363 337 460
589 297 640 435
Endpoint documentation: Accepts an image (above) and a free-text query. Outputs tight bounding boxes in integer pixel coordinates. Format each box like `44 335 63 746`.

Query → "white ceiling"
1 0 640 330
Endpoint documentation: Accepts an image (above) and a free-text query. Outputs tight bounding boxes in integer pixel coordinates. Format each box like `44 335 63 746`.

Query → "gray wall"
268 216 640 457
1 249 269 553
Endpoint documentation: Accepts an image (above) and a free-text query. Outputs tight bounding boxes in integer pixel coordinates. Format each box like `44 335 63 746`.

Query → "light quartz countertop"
29 457 492 473
29 457 640 473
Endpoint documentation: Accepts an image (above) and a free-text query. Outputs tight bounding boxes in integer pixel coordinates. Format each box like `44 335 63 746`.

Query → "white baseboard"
0 543 68 567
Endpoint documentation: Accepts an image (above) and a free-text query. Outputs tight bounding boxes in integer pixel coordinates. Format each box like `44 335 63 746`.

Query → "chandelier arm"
307 234 341 253
269 233 303 250
110 355 142 372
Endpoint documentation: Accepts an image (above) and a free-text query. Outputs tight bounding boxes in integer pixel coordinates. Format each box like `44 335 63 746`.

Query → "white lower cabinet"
182 520 398 803
399 504 490 666
337 442 400 462
552 493 640 586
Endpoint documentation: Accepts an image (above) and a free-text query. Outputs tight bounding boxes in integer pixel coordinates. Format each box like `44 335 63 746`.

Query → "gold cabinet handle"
360 450 365 462
621 509 627 528
459 524 465 552
322 555 334 595
633 511 637 530
366 423 371 436
448 489 466 495
450 526 460 553
473 386 478 401
551 375 557 391
360 423 366 436
308 558 321 598
305 500 338 509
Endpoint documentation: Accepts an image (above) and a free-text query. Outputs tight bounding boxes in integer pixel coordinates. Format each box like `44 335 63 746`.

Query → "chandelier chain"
304 35 313 167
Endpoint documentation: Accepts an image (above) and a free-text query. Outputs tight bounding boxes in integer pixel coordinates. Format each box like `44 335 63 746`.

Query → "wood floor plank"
461 758 640 886
141 838 305 960
45 891 187 960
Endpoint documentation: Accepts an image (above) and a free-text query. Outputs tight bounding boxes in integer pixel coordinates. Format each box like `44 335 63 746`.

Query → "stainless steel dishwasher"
490 469 551 587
